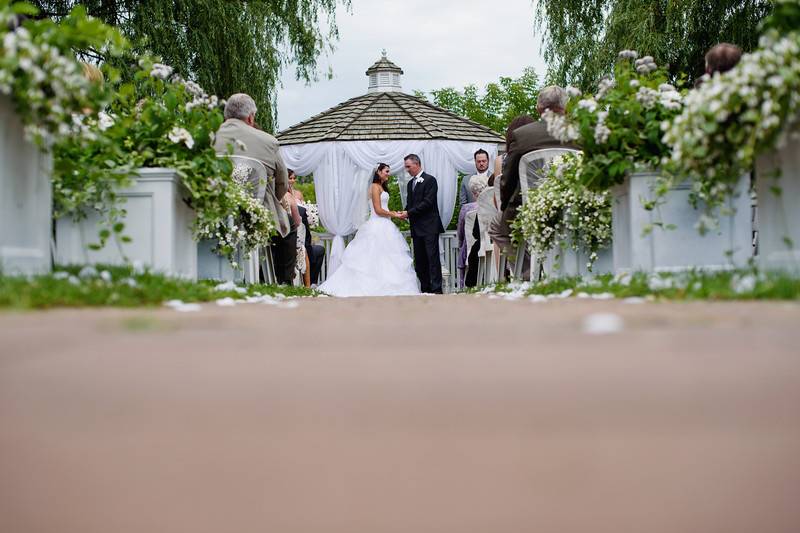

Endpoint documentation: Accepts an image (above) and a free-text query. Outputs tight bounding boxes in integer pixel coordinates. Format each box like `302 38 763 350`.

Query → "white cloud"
276 0 547 130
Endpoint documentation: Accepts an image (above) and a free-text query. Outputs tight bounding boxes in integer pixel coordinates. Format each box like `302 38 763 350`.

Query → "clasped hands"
391 211 409 220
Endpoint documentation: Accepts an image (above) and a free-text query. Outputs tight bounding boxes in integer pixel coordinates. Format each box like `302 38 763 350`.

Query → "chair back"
518 148 581 201
476 187 497 256
228 155 269 202
219 154 291 237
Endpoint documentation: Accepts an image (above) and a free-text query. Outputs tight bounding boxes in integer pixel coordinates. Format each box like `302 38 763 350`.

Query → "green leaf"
12 3 40 15
164 91 178 111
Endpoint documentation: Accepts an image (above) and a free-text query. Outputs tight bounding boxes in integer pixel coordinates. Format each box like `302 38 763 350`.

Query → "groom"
401 154 444 294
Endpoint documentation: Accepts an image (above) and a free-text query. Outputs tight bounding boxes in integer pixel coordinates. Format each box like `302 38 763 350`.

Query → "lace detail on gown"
318 191 420 297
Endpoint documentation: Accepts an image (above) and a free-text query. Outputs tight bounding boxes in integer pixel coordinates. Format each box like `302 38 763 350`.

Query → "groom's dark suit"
406 172 445 294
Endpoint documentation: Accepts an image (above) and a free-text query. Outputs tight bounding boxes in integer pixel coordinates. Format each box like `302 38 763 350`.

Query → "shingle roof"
277 91 505 145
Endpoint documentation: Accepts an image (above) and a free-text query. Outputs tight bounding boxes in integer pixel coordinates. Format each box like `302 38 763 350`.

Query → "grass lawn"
0 264 316 310
483 268 800 301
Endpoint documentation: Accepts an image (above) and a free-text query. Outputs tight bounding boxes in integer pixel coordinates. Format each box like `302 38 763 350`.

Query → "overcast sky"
275 0 547 131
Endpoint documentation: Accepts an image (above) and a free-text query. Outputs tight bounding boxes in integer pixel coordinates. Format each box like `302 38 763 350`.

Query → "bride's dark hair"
372 162 390 193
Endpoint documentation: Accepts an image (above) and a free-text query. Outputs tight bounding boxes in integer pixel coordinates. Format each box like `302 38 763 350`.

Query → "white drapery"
280 140 500 274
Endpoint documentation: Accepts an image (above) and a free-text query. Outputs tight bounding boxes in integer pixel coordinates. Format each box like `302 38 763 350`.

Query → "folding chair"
515 147 582 281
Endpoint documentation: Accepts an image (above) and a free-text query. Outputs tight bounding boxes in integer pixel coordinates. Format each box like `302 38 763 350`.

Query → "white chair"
219 155 278 284
512 147 582 281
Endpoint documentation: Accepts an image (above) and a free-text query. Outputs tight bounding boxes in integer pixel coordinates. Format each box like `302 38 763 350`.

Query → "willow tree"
30 0 349 131
534 0 773 90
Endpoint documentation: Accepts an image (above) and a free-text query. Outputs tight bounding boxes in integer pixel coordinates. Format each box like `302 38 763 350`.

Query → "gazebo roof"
277 91 504 145
277 52 504 146
366 56 403 76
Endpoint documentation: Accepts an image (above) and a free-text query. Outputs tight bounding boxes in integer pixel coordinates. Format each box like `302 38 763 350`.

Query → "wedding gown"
318 191 421 297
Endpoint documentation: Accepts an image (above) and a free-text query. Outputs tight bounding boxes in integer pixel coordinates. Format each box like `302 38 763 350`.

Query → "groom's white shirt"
411 170 424 189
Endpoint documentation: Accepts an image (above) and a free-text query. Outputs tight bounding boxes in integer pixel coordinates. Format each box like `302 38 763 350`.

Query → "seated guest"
286 169 324 286
459 149 494 205
288 169 305 203
462 176 489 287
457 176 489 287
282 191 304 286
695 43 743 88
489 87 577 277
214 93 296 285
298 204 324 286
706 43 743 75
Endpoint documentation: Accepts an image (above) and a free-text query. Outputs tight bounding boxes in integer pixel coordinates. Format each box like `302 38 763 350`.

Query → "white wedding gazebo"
277 52 504 273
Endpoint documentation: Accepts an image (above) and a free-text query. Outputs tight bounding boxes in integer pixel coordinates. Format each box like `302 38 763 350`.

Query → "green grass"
0 264 316 310
485 269 800 301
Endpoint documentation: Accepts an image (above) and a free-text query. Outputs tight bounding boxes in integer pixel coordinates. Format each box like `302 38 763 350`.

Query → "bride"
318 163 421 297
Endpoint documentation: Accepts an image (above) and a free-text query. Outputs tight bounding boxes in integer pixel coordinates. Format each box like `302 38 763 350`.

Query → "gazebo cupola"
366 50 403 93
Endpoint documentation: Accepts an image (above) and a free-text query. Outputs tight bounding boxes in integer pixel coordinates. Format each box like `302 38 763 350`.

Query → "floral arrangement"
545 51 685 191
511 153 612 270
663 8 800 228
0 1 126 147
304 202 321 229
51 56 274 262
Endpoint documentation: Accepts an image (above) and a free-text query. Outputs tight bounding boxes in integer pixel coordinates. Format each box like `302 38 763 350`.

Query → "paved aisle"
1 296 800 533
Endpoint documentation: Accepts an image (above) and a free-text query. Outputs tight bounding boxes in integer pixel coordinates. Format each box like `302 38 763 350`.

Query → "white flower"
594 122 611 144
658 83 676 93
577 98 598 113
731 274 757 294
566 86 582 98
618 49 639 60
150 63 173 80
629 79 640 88
183 80 205 97
543 109 579 142
635 87 659 109
168 126 195 149
597 78 615 99
635 56 658 74
97 111 114 131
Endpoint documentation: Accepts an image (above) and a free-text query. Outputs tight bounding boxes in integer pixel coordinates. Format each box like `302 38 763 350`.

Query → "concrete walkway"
2 296 800 532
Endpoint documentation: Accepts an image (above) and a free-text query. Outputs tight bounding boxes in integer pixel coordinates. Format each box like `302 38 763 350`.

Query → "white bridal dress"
318 191 421 297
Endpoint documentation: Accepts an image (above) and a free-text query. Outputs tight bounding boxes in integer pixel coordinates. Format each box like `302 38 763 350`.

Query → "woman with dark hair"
372 162 390 192
318 163 420 297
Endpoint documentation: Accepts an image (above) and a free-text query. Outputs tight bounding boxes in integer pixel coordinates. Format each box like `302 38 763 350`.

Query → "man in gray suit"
458 149 494 205
214 93 296 284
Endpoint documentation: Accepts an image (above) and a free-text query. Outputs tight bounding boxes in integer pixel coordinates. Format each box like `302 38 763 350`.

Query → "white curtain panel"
279 140 500 275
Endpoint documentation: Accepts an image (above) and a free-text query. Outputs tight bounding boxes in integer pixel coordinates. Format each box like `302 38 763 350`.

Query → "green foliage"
0 1 127 146
760 0 800 34
387 177 409 232
663 29 800 233
417 67 541 133
547 53 685 191
535 0 773 90
51 56 275 261
488 269 800 301
28 0 349 131
294 182 316 203
449 174 465 232
0 264 315 309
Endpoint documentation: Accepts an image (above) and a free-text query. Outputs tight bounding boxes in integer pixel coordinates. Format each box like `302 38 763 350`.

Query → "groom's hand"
399 211 408 219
